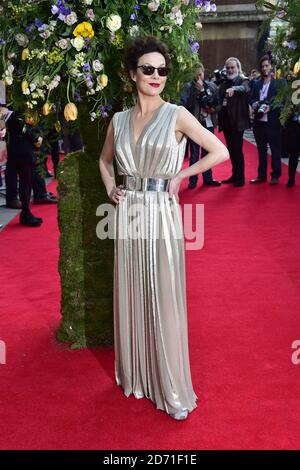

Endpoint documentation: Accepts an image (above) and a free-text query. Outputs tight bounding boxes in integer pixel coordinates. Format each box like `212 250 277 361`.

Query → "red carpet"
0 139 300 450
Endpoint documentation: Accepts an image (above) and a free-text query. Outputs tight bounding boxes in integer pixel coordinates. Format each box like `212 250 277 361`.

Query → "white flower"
48 75 61 90
65 12 78 26
30 82 37 91
15 33 29 47
5 77 13 86
92 59 103 72
57 38 69 50
40 30 51 39
169 7 183 26
70 68 79 78
129 25 140 37
7 64 14 73
86 8 95 21
83 0 93 5
106 14 122 32
8 52 16 59
90 112 97 121
71 36 85 51
75 53 86 66
195 22 202 30
148 1 160 12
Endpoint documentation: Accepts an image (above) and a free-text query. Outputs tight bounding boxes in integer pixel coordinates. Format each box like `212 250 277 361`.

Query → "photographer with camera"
250 55 286 185
218 57 250 187
182 64 221 189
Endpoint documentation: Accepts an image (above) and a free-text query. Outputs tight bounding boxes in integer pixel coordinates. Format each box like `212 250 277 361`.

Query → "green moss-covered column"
57 108 117 348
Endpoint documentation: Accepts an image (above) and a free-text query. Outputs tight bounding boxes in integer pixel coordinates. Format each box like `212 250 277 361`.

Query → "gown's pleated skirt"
114 190 197 414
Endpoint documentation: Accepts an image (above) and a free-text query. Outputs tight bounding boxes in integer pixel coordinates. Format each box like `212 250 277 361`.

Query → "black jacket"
181 79 219 127
6 112 40 162
250 77 287 129
218 75 250 132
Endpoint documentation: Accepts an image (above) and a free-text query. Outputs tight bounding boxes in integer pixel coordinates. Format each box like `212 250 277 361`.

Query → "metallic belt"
123 175 170 192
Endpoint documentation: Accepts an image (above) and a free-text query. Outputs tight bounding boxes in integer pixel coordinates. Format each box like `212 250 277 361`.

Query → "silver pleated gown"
112 102 197 414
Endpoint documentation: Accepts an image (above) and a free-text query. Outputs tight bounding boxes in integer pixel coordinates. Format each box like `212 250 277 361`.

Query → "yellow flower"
64 103 78 122
73 22 94 39
99 74 108 87
42 102 52 116
21 80 29 94
21 48 29 60
293 60 300 75
275 69 282 79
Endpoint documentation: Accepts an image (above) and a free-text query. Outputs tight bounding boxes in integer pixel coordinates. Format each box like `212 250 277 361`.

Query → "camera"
200 93 215 109
213 68 227 85
256 101 269 119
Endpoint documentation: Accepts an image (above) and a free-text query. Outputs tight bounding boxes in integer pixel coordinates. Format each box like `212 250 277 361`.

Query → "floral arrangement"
258 0 300 122
0 0 217 124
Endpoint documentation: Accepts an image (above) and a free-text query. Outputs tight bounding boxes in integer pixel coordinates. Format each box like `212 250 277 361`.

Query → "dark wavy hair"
259 55 271 69
124 36 171 77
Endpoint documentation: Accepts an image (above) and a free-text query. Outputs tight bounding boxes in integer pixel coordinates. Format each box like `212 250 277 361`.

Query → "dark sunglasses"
137 65 169 76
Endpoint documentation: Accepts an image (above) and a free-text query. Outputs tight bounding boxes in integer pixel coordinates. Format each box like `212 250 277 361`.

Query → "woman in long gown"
99 37 229 420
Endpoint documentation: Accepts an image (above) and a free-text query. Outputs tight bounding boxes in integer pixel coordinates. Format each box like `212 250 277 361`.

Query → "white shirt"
259 80 271 122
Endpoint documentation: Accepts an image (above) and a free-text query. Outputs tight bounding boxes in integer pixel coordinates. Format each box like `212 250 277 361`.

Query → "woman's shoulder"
163 102 186 118
112 108 131 128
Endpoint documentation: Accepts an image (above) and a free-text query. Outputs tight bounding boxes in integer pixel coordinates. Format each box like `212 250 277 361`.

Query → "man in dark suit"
218 57 250 187
250 55 286 185
1 106 43 226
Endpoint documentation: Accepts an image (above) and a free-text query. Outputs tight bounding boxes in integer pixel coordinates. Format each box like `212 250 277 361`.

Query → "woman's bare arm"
99 119 125 203
169 107 229 199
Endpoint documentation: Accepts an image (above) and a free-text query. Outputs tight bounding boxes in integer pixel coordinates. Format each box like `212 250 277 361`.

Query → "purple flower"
83 63 91 71
59 5 71 15
26 24 35 33
130 13 137 21
102 112 109 118
0 39 6 45
34 18 43 28
190 41 200 54
204 1 211 12
287 41 297 50
195 0 203 7
74 91 82 102
134 4 140 9
51 5 59 15
38 24 48 32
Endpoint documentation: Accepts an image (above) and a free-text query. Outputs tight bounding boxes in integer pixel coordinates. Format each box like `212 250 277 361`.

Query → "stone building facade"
200 0 270 76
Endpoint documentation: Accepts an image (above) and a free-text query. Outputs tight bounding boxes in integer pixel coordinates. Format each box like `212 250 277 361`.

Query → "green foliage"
0 0 213 119
259 0 300 123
